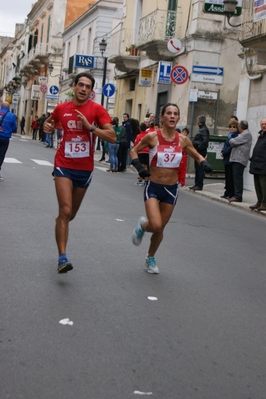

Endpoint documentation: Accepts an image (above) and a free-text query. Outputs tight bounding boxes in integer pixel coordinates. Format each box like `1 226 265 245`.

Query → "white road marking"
31 159 53 166
4 158 22 164
95 166 108 171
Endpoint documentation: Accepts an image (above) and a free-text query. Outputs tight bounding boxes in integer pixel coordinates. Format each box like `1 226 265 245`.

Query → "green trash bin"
207 135 226 173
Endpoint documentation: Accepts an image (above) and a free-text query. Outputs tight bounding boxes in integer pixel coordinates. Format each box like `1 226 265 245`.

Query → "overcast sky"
0 0 36 37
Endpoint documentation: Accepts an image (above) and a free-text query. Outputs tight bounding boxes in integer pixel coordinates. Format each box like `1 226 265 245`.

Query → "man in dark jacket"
249 118 266 211
0 101 17 181
190 115 210 191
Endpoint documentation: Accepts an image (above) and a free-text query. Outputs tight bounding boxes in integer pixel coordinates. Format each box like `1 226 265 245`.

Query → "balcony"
108 28 140 73
137 9 177 61
240 18 266 50
20 42 50 75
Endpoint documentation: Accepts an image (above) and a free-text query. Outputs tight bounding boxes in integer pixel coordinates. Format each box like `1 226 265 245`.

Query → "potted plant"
125 44 138 56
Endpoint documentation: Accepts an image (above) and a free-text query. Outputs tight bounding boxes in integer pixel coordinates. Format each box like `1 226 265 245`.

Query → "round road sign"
40 84 48 93
167 38 182 54
170 65 189 85
88 90 95 100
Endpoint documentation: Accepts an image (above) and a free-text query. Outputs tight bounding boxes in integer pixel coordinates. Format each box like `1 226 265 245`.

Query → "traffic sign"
102 83 115 97
192 65 224 75
157 61 172 84
40 84 48 94
88 90 96 100
49 85 59 95
170 65 189 85
139 69 152 87
167 38 182 54
191 74 223 84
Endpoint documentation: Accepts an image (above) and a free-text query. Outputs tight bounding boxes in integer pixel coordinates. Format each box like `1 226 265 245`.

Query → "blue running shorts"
144 180 178 205
53 167 93 188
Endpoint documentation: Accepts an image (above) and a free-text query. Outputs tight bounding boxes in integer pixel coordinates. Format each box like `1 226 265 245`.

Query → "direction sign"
203 0 243 15
102 83 115 97
192 65 224 76
170 65 189 85
191 74 223 84
157 61 172 84
49 85 59 95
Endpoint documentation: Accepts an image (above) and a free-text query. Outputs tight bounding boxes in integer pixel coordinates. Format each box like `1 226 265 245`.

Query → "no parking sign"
170 65 189 85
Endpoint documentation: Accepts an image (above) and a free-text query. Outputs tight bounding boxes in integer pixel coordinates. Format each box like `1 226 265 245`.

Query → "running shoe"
0 175 3 181
58 261 73 274
132 216 146 245
145 255 159 274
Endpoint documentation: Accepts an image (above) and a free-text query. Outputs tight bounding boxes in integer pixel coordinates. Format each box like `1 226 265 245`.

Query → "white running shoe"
145 255 159 274
132 216 146 245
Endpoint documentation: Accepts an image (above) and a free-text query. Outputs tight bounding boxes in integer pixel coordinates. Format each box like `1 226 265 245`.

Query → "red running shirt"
51 100 112 171
149 129 182 169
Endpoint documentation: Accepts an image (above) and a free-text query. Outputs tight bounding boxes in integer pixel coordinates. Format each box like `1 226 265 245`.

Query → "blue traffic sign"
49 85 59 95
157 61 172 84
102 83 115 97
192 65 224 75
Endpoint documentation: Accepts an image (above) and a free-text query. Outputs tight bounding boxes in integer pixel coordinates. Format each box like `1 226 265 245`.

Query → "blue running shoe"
58 258 73 274
132 216 146 246
145 255 159 274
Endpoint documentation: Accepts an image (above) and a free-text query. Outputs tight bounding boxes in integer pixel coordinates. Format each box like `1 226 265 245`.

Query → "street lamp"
99 38 107 106
48 63 61 77
223 0 241 27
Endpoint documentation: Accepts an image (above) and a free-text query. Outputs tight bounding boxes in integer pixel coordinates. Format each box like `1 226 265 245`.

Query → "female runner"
130 103 212 274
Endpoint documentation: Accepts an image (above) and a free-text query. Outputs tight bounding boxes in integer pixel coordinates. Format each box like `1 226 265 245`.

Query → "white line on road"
31 159 53 166
4 158 22 164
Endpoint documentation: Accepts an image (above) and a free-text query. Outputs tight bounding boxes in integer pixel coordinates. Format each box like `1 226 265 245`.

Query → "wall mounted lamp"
48 63 61 77
223 0 241 27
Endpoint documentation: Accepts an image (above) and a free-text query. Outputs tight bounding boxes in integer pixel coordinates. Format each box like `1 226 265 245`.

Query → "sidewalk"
181 182 266 218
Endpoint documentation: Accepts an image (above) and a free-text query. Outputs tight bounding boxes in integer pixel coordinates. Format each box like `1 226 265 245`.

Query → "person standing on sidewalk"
249 118 266 211
228 120 252 203
0 101 17 181
189 115 210 191
220 119 239 199
20 116 26 135
43 72 115 273
130 103 212 274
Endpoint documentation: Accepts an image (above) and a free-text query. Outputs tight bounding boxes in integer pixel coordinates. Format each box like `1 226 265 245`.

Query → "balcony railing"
20 42 49 69
109 28 138 58
137 9 177 47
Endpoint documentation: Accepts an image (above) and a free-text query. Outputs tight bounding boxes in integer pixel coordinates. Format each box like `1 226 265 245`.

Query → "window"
129 78 136 91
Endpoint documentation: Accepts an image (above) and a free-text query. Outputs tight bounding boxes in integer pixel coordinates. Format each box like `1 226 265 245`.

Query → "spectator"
122 113 133 166
0 101 17 181
179 128 190 186
249 118 266 211
31 116 39 140
220 119 239 199
133 122 149 186
228 120 252 203
20 116 25 135
190 115 210 191
106 117 121 172
38 113 47 142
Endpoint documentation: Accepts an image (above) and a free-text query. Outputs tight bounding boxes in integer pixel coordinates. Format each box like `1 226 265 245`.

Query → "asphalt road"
1 136 266 399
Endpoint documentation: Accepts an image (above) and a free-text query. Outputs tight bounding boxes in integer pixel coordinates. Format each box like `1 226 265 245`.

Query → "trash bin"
207 135 226 173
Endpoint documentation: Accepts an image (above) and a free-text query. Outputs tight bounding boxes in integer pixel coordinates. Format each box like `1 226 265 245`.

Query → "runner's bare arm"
130 132 157 160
